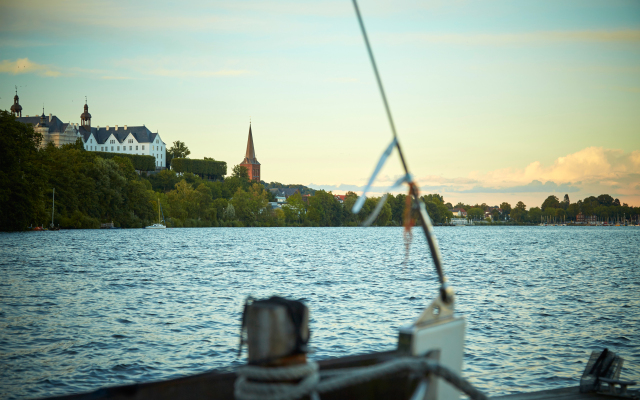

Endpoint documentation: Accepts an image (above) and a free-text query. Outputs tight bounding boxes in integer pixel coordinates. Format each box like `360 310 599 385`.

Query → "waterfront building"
450 208 467 217
240 123 260 181
78 101 167 169
269 188 300 203
16 111 83 148
13 89 83 147
9 94 167 167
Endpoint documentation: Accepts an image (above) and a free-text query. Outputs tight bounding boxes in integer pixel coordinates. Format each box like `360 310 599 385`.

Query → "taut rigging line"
351 0 451 303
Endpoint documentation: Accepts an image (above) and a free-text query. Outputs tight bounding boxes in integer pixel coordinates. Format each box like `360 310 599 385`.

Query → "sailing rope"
234 356 488 400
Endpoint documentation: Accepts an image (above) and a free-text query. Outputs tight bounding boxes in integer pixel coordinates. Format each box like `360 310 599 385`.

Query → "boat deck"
494 386 638 400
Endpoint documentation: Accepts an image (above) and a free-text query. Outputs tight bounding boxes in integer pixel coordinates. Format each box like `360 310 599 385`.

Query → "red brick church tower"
240 123 260 181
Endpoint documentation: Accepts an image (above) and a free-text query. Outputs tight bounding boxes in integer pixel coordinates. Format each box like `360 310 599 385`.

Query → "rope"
234 357 488 400
234 362 319 400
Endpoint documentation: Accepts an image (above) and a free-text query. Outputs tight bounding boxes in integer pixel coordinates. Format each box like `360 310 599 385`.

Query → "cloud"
0 58 61 77
456 180 580 194
387 29 640 46
151 69 250 78
472 147 639 187
310 147 640 204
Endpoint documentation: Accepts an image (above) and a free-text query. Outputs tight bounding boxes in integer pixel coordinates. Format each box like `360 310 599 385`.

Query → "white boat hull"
145 224 166 229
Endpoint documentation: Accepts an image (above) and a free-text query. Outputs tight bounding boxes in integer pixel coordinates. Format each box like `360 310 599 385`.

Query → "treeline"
94 151 156 171
0 108 453 230
170 158 227 180
453 194 639 223
4 110 636 230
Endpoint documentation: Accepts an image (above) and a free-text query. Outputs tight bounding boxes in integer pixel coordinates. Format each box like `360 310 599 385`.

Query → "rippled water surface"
1 227 639 399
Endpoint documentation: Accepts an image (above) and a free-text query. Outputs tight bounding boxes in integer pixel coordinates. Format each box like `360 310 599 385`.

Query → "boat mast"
158 198 161 224
51 188 55 228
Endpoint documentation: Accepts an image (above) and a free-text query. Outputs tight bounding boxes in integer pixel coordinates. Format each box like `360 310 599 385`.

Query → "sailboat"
145 198 166 229
49 188 60 231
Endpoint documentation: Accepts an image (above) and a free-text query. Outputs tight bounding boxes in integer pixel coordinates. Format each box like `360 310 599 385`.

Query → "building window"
136 146 138 150
142 145 145 150
129 146 132 150
117 146 120 151
111 146 114 151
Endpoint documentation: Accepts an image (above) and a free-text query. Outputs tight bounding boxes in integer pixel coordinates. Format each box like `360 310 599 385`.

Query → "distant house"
450 208 467 217
78 102 167 169
334 195 346 204
269 188 300 203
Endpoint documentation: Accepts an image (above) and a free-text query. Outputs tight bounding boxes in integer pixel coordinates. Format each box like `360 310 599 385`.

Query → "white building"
78 102 167 169
12 91 83 148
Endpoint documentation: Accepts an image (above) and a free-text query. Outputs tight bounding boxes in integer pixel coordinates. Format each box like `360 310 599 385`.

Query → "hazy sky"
2 0 639 207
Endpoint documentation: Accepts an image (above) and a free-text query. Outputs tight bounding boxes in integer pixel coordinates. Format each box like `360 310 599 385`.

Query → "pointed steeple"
240 122 261 182
244 123 257 162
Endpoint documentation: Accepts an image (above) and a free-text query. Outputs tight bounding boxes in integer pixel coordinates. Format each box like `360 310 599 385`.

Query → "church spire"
245 123 257 162
240 122 261 181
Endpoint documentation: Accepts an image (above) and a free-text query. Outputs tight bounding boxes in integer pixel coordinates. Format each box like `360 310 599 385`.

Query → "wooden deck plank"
493 386 635 400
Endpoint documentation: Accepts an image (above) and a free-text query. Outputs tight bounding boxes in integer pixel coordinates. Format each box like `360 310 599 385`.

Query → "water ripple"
0 226 638 399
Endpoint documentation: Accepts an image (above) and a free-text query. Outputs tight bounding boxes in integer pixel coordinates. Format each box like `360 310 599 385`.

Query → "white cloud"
311 147 640 205
0 58 61 77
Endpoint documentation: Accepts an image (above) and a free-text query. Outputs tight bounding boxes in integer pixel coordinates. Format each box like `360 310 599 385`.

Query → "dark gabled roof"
79 125 159 145
16 115 69 134
270 188 300 198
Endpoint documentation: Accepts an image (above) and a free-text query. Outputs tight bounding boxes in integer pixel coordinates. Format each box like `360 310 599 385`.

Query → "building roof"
79 125 159 145
17 115 69 134
241 124 260 165
269 188 300 198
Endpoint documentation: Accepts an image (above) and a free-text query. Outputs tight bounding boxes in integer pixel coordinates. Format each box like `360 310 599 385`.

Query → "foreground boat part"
398 292 465 400
580 349 637 396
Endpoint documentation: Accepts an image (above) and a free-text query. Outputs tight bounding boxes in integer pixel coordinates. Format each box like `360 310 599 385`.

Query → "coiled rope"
234 357 488 400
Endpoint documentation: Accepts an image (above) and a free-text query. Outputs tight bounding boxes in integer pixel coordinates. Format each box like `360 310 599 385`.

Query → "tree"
0 110 46 230
232 165 249 180
500 202 511 220
563 194 570 204
168 140 190 159
511 201 527 222
596 194 614 206
541 195 560 210
528 207 542 223
283 192 306 224
467 207 484 221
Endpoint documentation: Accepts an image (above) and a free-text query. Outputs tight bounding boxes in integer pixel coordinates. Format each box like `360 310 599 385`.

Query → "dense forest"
1 110 638 231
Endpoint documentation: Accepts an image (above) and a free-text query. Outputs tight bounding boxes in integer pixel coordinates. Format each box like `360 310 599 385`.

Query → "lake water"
1 226 639 399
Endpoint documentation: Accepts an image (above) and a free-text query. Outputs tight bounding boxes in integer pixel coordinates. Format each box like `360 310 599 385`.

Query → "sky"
1 0 639 208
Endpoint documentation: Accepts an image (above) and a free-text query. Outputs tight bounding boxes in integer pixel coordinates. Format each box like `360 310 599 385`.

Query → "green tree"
528 207 542 223
307 190 340 226
168 140 191 159
511 201 527 222
500 202 511 220
283 192 306 224
541 195 560 210
0 110 46 230
467 207 484 221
